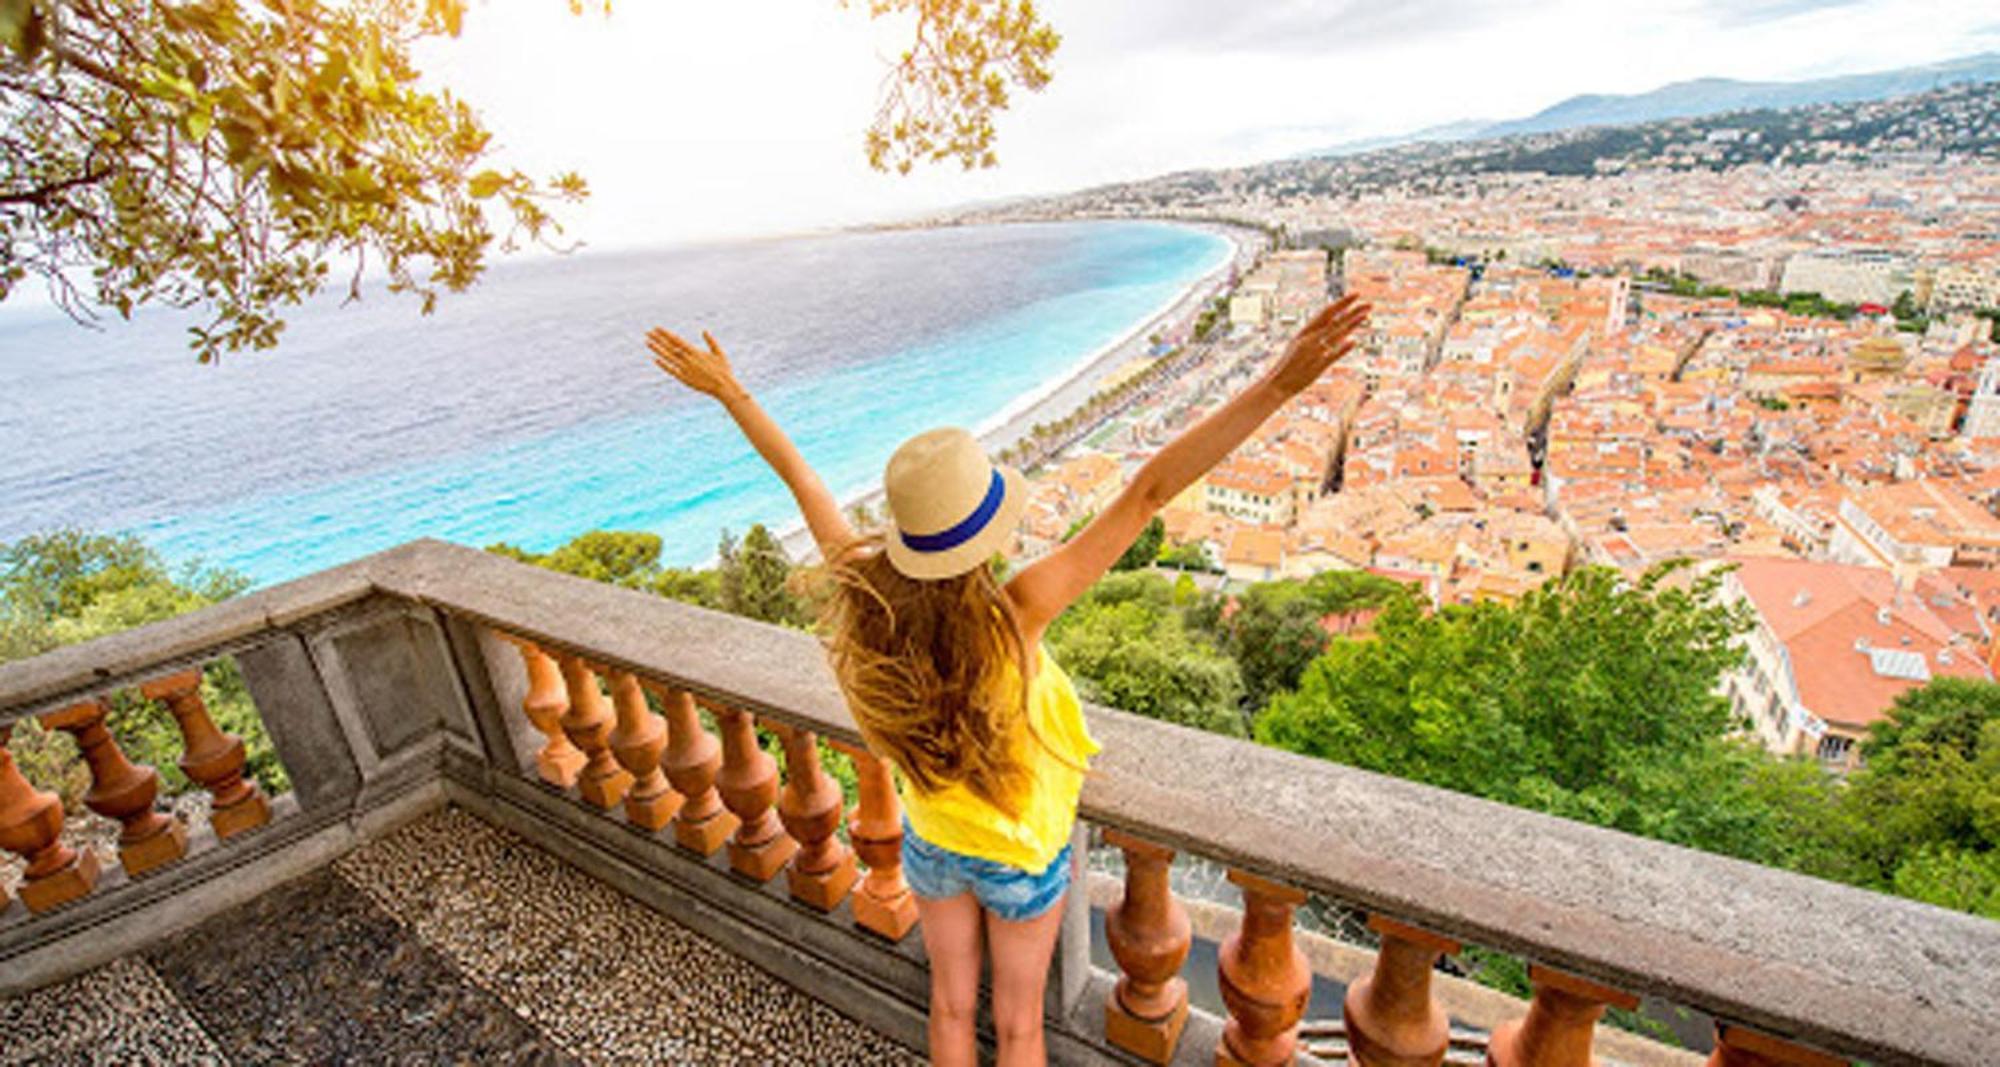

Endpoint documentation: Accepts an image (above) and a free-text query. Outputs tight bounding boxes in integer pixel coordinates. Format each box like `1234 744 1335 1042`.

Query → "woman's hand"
1263 294 1370 396
647 327 745 403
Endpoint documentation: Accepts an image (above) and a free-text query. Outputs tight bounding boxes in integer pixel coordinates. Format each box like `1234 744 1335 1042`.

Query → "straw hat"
883 427 1026 580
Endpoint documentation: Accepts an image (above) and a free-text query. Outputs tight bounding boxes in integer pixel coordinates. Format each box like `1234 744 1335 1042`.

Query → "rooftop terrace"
2 540 1995 1066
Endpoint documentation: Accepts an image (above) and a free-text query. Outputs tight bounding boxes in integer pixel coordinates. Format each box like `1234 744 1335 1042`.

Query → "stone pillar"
0 724 99 913
511 639 585 789
39 699 187 877
606 671 677 830
1486 965 1639 1067
1217 869 1311 1067
140 670 270 839
830 740 917 941
1706 1023 1845 1067
649 684 737 855
772 723 858 911
554 655 632 810
713 706 797 881
1344 915 1460 1067
1103 829 1191 1065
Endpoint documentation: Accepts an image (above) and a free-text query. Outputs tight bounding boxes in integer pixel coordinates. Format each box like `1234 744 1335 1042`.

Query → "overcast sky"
415 0 1999 251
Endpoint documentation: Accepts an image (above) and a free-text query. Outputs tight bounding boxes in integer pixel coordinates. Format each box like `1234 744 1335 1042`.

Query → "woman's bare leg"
985 890 1068 1067
916 891 984 1067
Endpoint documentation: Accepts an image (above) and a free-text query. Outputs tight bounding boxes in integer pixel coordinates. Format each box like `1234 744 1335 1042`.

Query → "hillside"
958 78 2000 224
1306 51 2000 158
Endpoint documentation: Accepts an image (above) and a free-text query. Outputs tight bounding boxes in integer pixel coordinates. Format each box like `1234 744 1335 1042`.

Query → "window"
1816 734 1854 764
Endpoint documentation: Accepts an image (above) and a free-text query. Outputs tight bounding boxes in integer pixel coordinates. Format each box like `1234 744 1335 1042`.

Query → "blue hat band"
900 468 1006 554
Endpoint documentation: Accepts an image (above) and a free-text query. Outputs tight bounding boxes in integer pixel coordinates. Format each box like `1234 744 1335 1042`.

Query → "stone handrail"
2 538 1995 1066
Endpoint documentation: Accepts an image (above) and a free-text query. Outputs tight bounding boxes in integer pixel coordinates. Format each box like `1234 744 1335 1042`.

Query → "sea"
0 221 1232 586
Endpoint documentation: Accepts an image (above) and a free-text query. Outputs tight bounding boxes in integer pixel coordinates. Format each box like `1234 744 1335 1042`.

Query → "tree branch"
0 165 111 204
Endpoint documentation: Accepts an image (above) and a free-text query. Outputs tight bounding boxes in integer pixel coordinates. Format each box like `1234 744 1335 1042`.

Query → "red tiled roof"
1733 558 1990 728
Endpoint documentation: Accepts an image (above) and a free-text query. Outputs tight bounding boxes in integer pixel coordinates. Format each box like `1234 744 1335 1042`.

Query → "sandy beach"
776 220 1265 562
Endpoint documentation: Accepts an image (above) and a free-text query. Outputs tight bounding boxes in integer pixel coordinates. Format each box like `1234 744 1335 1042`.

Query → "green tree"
1157 538 1217 573
1187 569 1409 714
717 524 806 627
1252 563 1822 861
2 529 248 660
1862 677 2000 769
486 531 719 609
1199 580 1329 713
2 0 1060 359
1301 568 1408 617
1835 679 2000 915
1891 844 2000 916
646 567 722 611
538 530 663 586
1111 515 1164 571
1046 571 1244 736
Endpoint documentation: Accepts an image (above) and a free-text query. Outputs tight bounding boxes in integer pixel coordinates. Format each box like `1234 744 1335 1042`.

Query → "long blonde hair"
808 533 1037 817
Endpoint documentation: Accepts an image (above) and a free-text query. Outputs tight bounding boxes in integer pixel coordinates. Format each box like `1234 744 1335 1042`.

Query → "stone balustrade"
1 539 1994 1067
0 670 275 917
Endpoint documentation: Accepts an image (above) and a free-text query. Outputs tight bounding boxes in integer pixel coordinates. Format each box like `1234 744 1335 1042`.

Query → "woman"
645 292 1368 1066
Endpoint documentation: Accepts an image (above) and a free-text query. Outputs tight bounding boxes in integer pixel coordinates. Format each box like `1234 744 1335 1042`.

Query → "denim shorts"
900 818 1073 922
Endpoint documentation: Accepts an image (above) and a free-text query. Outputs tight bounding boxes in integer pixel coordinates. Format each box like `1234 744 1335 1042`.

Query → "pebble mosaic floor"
1 807 924 1066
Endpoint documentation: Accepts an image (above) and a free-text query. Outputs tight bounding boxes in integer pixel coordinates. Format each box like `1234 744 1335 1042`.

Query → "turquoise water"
0 221 1230 584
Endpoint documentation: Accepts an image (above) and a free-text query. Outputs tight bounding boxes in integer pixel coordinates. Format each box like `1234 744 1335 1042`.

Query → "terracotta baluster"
510 638 586 789
830 740 917 940
712 704 797 881
1217 869 1311 1067
648 684 738 855
0 724 99 912
1103 829 1192 1065
39 699 187 877
606 670 678 830
1706 1023 1845 1067
554 655 632 810
1344 915 1461 1067
1486 965 1639 1067
772 723 858 910
140 670 270 839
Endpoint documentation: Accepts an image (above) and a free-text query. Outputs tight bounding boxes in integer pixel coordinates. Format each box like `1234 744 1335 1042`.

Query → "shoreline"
774 219 1265 563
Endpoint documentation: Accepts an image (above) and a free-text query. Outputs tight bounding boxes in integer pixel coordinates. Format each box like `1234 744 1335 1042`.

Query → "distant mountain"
1308 119 1493 159
1305 52 2000 157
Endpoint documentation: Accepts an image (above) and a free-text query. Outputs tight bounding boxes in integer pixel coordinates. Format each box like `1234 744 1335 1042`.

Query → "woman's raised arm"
1005 295 1370 637
646 328 856 558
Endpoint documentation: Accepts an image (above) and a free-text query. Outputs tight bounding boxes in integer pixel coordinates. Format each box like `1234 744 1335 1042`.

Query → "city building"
1778 249 1914 306
1205 455 1298 526
1962 356 2000 439
1926 264 2000 313
1724 558 1991 771
1826 480 2000 578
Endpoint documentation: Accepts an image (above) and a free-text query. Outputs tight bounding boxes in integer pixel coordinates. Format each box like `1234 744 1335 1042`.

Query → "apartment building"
1826 480 2000 578
1723 558 1990 771
1778 249 1914 306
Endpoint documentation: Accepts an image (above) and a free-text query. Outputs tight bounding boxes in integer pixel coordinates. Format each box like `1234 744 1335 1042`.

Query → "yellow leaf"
466 170 506 199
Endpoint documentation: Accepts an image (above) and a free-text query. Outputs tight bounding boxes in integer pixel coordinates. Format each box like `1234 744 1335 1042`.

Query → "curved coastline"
8 218 1259 582
775 220 1263 562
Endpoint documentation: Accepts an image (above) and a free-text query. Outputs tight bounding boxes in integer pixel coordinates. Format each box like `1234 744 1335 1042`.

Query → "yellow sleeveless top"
900 643 1101 874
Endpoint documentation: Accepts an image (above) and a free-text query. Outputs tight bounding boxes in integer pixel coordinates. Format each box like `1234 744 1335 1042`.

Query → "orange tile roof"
1733 558 1991 728
1224 526 1286 569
